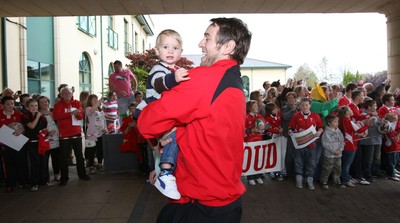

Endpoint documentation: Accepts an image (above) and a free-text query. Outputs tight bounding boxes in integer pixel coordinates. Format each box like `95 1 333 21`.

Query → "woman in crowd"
38 95 60 182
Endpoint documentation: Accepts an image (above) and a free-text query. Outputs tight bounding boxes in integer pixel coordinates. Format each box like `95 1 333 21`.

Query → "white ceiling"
0 0 398 17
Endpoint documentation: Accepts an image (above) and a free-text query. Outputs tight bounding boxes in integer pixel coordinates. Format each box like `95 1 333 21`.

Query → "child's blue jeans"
160 131 178 171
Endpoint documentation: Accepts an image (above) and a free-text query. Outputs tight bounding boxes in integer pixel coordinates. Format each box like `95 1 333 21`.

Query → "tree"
318 56 329 80
126 48 194 94
364 70 387 87
293 64 319 87
342 70 363 85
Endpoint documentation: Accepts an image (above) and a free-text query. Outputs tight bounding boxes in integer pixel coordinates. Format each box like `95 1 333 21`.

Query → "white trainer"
256 178 264 184
154 174 181 200
248 180 256 186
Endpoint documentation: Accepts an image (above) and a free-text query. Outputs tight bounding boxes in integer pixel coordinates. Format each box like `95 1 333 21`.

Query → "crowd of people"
0 59 147 193
246 77 400 190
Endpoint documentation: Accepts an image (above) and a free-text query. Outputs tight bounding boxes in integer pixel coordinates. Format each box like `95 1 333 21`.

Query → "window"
77 16 96 36
107 16 118 49
242 76 250 98
27 60 56 105
134 32 138 53
79 53 92 92
124 19 131 54
108 63 114 75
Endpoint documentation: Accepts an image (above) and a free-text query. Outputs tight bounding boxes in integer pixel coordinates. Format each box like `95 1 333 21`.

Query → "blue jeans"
294 146 317 178
341 150 356 183
160 131 179 171
385 152 399 177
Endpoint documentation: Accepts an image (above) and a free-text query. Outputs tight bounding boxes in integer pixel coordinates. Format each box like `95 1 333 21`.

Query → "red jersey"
244 113 264 142
339 95 351 108
53 99 83 137
138 59 245 206
289 111 323 149
378 105 398 119
0 109 22 127
265 113 281 136
348 102 369 122
339 117 369 151
383 129 400 153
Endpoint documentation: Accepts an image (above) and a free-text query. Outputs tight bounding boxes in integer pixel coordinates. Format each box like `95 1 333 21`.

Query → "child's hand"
334 149 340 155
175 68 190 83
288 130 293 136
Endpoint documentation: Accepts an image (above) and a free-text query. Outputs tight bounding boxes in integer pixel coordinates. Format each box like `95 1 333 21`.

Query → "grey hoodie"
321 126 345 158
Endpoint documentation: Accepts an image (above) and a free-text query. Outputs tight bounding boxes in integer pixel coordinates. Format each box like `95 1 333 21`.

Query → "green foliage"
342 70 363 85
126 48 194 95
293 64 319 87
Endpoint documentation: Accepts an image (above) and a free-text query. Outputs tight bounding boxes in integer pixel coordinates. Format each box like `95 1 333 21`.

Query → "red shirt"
339 117 369 151
138 59 245 207
265 112 281 135
0 109 22 127
53 99 83 137
378 105 398 119
244 113 264 142
339 95 351 108
348 102 369 122
289 111 323 149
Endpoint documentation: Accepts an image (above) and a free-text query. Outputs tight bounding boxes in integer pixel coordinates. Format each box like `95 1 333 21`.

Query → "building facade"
1 15 153 105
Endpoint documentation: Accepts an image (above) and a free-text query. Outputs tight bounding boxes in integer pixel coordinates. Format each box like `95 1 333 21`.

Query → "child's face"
329 118 339 129
300 101 311 113
272 108 278 115
156 35 182 67
28 101 38 114
345 109 353 117
286 95 296 106
251 103 258 114
129 105 136 114
367 103 377 112
110 93 117 101
385 96 395 107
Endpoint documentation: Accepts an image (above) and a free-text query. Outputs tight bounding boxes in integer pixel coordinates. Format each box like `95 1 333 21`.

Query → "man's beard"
200 54 218 66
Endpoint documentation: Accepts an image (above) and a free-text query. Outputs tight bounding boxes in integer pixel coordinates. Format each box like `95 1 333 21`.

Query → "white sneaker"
30 185 38 192
295 175 303 188
256 178 264 184
357 178 370 185
154 174 181 200
307 177 315 190
248 180 256 186
46 182 55 187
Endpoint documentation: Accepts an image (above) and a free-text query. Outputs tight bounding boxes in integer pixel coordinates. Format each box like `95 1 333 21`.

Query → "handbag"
85 139 96 148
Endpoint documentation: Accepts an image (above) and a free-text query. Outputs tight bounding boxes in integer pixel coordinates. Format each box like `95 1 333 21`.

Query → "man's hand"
174 68 190 83
71 109 81 116
159 127 177 147
149 170 157 185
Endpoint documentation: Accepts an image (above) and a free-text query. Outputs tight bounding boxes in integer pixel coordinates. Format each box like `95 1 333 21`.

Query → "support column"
379 0 400 91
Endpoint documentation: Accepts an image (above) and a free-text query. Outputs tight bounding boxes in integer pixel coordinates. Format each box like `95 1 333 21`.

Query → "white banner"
242 136 287 176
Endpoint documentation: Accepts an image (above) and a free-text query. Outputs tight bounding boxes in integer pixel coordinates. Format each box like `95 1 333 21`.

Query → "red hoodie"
53 99 83 137
138 59 246 207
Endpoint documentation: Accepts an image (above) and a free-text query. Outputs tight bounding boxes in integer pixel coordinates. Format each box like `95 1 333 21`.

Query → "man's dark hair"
351 90 363 100
210 17 252 65
381 93 394 104
113 60 122 66
364 99 376 109
345 83 357 93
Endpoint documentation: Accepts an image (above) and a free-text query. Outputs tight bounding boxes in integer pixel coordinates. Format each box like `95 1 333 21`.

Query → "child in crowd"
281 92 298 177
264 102 284 180
320 114 345 189
338 106 372 187
135 29 189 199
339 83 357 107
382 112 400 181
358 99 385 181
120 103 148 174
103 91 119 131
245 100 267 185
289 97 324 190
21 99 52 191
85 94 107 173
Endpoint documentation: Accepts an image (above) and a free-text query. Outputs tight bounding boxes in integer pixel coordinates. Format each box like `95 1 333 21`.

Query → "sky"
148 13 387 81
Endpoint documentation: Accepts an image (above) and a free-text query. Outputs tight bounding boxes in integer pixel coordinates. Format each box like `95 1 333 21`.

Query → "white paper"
0 125 29 151
290 126 318 149
70 107 82 126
